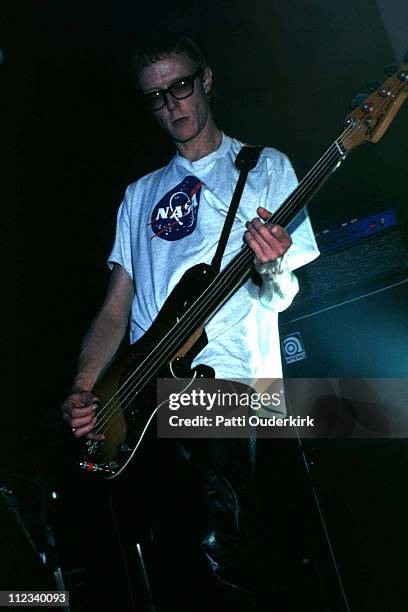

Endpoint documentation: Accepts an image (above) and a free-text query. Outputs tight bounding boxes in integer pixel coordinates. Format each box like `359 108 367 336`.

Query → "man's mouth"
173 117 188 127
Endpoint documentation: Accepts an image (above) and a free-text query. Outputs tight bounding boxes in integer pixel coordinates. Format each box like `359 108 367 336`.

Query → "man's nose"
164 92 180 111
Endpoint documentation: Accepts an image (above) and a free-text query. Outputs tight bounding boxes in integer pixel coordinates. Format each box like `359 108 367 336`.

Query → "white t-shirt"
108 133 319 378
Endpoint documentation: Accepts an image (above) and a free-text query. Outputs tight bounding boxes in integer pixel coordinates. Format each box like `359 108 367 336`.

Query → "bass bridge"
79 440 133 476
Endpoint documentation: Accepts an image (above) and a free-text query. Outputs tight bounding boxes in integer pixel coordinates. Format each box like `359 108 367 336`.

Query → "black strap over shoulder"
234 144 265 171
211 144 264 273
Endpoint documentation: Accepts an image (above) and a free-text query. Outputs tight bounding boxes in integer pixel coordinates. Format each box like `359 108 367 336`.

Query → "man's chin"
173 135 195 144
171 130 199 144
166 120 203 145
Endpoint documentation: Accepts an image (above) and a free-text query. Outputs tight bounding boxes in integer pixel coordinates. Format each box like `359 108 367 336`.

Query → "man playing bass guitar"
61 34 319 611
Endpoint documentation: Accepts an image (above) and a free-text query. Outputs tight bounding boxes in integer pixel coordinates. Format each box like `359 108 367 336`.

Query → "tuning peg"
398 68 408 82
367 80 382 92
384 64 398 76
350 93 368 110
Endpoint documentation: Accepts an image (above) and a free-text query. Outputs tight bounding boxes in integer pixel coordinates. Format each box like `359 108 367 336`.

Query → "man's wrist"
256 255 286 279
70 376 94 394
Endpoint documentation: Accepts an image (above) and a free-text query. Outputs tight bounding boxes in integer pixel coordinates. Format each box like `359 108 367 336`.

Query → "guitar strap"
211 144 264 273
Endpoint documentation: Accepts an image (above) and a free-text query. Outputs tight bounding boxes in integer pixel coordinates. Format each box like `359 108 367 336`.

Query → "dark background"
4 0 408 610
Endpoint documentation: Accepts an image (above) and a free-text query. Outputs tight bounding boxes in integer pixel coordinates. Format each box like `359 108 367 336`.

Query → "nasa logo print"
150 176 203 241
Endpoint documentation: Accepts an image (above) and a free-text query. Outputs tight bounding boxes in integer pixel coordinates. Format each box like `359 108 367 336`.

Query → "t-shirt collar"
173 132 231 172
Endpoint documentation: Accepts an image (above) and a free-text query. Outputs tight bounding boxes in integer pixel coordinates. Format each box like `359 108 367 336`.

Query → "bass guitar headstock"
340 60 407 152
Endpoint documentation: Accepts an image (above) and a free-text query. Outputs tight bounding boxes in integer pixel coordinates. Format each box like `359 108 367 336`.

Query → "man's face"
137 53 213 144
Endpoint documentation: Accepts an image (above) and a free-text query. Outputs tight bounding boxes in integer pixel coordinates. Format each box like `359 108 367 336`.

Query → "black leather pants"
126 382 263 611
177 434 257 610
170 377 259 611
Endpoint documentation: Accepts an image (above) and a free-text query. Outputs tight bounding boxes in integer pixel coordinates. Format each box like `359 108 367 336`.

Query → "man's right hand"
61 390 105 440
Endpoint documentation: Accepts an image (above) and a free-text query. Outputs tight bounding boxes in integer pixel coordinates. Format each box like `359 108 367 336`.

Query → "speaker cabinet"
279 279 408 377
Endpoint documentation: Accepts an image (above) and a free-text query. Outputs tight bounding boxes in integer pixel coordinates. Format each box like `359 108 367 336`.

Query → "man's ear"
202 66 213 95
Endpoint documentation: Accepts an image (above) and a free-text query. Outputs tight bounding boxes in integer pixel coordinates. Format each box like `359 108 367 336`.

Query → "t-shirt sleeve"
107 185 134 279
286 206 320 271
270 153 320 272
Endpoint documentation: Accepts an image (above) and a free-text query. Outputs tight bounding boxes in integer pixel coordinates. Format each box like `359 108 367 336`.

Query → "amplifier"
286 206 408 317
314 208 398 255
279 203 408 377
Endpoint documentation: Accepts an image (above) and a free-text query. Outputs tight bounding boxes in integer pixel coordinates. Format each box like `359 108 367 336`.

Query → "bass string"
94 121 357 433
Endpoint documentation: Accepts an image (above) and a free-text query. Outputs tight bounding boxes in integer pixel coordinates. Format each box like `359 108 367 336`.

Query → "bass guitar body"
80 263 216 478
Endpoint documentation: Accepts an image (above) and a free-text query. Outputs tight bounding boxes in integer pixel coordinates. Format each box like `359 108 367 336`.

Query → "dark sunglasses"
142 68 204 112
